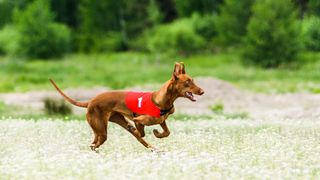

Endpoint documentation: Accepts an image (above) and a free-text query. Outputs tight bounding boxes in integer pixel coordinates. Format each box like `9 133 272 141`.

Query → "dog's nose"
199 89 204 95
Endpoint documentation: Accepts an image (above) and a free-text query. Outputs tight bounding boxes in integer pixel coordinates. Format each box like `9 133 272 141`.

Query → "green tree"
0 0 32 28
192 13 216 40
214 0 255 46
175 0 223 17
14 0 70 59
77 0 151 52
78 0 122 34
302 16 320 51
293 0 308 18
243 0 302 68
148 19 205 55
51 0 80 28
155 0 177 22
308 0 320 17
148 0 163 25
0 1 12 28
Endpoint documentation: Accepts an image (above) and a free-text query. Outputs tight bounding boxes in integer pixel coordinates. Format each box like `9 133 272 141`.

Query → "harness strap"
160 105 174 116
133 112 137 117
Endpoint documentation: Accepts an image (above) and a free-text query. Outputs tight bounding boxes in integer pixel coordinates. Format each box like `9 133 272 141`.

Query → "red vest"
125 92 161 117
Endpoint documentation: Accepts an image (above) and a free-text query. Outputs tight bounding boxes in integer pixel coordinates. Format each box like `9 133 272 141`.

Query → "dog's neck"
152 79 178 109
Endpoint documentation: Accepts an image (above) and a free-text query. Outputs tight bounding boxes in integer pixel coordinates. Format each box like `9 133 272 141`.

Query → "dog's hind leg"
86 113 98 150
109 113 155 150
86 109 109 151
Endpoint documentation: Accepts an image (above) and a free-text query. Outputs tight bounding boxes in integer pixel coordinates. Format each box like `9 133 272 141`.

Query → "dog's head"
170 62 204 102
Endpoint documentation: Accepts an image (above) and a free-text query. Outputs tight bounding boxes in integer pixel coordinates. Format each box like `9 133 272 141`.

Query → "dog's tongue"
186 92 196 101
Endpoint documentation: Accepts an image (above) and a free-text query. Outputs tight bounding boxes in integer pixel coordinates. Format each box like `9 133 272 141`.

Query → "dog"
50 62 204 151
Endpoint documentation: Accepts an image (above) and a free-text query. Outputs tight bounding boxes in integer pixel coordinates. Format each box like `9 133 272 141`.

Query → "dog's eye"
185 80 190 87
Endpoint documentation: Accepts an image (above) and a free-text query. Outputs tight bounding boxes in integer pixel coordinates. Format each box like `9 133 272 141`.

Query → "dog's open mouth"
185 92 196 102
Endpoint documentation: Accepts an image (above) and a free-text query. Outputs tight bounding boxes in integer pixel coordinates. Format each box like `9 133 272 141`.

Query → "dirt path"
1 77 320 120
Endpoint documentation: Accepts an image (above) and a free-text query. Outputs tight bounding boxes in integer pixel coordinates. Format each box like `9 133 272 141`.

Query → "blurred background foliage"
0 0 319 68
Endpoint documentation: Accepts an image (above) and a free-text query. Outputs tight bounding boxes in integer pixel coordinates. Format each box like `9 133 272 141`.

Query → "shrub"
302 16 320 51
147 0 163 25
210 103 224 114
77 0 150 53
44 98 72 115
13 0 70 59
308 0 320 17
76 32 126 53
192 13 216 40
128 31 150 52
147 19 205 55
175 0 222 17
243 0 302 68
0 25 20 55
0 1 12 28
214 0 256 46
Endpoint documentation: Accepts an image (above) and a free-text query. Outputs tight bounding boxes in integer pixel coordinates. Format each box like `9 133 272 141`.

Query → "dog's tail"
49 79 88 108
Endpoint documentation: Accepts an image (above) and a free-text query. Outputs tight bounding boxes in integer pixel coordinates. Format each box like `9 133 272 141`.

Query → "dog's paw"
90 144 99 153
149 145 162 153
153 129 170 138
153 129 160 137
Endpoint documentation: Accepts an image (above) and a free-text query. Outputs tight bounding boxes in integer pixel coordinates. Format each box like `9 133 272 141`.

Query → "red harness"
125 92 161 117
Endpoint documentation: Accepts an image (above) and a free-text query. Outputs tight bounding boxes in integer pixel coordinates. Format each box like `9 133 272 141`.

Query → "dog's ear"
173 62 182 79
179 62 185 74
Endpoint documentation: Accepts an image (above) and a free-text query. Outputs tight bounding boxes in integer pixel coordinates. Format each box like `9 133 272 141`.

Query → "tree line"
0 0 319 67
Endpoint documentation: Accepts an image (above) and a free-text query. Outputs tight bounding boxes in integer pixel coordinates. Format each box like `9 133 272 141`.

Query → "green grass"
0 51 320 93
0 101 23 117
210 102 224 114
210 102 249 119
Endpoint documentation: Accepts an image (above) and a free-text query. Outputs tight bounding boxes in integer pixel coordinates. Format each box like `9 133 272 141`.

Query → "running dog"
50 62 204 151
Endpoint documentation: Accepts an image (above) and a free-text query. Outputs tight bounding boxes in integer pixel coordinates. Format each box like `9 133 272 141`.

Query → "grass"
0 101 25 117
0 119 320 179
0 51 320 93
210 102 224 114
210 102 249 119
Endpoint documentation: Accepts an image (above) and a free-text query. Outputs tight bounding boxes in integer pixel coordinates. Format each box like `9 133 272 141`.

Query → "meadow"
1 0 320 179
1 52 320 179
0 118 320 179
1 51 319 179
1 51 320 93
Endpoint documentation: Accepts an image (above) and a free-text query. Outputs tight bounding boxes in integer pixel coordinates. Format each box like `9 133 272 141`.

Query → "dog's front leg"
110 113 157 151
153 121 170 138
135 122 145 137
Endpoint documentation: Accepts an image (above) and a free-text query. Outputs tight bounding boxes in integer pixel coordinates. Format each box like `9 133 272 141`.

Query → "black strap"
160 105 174 116
133 112 137 117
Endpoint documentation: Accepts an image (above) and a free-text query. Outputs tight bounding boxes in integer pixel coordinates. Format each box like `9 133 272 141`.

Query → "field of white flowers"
1 118 320 179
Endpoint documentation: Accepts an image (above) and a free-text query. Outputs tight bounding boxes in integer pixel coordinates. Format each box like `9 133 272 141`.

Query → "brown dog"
50 62 204 151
